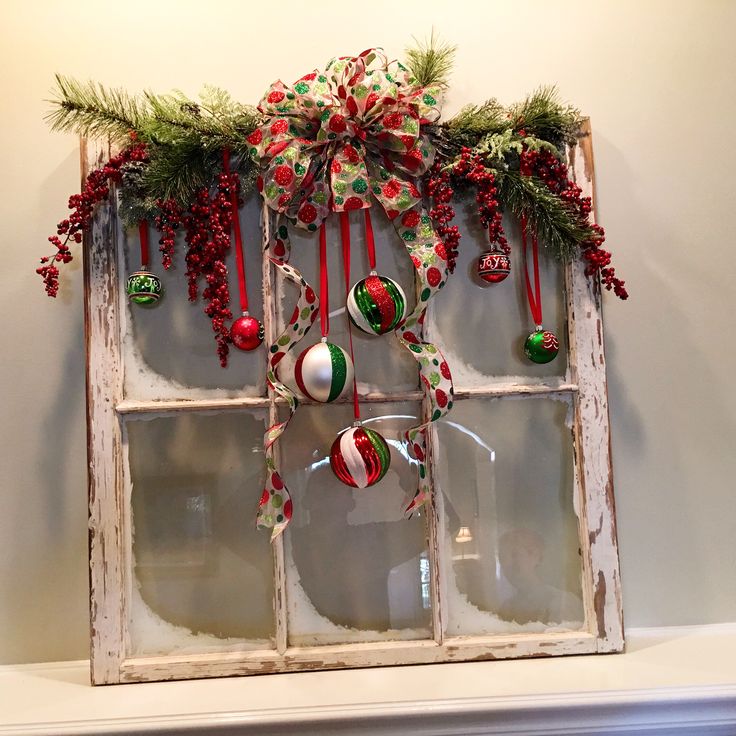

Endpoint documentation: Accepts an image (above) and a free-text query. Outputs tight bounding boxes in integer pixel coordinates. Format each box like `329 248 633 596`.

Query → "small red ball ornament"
231 314 264 351
477 250 511 284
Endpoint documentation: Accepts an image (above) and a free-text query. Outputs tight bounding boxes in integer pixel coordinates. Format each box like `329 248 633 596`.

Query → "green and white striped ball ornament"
126 269 163 305
294 340 353 403
330 424 391 488
347 273 406 335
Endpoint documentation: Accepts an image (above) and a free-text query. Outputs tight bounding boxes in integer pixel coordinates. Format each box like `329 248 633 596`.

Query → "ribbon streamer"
340 212 361 423
521 213 543 326
390 205 454 514
137 220 149 267
222 149 250 314
256 219 319 539
319 223 329 337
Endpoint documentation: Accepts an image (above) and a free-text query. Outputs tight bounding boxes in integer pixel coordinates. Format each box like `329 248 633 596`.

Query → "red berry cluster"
520 147 627 299
37 142 148 297
453 148 509 254
425 161 460 272
182 170 238 366
153 199 183 270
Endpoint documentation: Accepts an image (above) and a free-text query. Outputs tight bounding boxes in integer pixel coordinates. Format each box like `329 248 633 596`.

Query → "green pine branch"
508 86 582 145
142 86 260 150
45 74 144 139
495 168 590 260
439 86 582 154
405 31 457 88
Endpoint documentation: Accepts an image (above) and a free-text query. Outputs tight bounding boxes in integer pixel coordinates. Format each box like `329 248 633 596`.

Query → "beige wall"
1 0 734 664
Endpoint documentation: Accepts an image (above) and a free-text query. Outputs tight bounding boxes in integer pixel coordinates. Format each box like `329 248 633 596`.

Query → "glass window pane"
120 194 266 399
436 396 584 636
283 210 418 394
426 212 568 384
127 410 274 655
280 402 431 645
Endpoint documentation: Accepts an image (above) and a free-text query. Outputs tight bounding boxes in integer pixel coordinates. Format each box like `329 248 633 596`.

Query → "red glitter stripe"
364 275 395 333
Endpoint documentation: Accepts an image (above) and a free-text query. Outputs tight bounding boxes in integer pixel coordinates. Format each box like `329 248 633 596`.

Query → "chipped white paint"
86 124 622 684
565 120 624 651
84 139 125 685
261 210 289 656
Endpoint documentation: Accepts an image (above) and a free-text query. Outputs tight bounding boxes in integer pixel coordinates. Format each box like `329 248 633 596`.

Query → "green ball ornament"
126 270 163 305
524 328 559 364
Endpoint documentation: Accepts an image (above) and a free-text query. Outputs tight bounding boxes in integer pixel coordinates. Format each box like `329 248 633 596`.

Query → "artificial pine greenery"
405 31 457 88
46 75 144 140
47 76 260 148
438 87 582 155
45 65 590 256
495 169 589 260
47 77 261 218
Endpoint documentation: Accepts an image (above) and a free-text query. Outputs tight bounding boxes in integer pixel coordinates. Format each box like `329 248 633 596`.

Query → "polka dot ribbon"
256 219 319 539
391 205 454 515
247 48 441 231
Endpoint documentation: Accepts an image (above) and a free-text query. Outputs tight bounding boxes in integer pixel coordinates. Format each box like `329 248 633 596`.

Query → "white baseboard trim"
625 622 736 638
2 625 736 736
4 686 736 735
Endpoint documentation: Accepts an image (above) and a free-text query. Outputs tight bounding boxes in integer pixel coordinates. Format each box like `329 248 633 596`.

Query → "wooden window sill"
2 625 736 735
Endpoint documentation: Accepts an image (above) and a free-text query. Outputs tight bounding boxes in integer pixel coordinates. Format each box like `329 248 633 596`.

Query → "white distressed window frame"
84 120 623 685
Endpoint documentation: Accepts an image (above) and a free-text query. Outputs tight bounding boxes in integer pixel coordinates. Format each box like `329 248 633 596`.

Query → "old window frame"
85 120 623 685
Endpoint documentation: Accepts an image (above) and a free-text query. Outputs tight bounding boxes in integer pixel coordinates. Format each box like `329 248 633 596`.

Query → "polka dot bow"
247 48 442 229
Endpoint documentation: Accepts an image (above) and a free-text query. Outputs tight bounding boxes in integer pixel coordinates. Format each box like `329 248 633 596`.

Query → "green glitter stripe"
353 281 383 331
326 342 347 402
365 428 390 482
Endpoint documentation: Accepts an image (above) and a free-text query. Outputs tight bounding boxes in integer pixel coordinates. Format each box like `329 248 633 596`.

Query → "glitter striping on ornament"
294 341 352 402
347 274 406 335
330 426 391 488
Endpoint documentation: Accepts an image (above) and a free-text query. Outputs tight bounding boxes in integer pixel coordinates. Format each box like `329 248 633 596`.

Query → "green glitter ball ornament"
524 328 559 364
126 270 163 305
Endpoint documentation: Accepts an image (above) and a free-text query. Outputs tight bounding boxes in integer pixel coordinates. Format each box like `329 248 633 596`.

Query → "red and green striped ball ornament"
524 327 560 364
294 340 354 403
347 273 406 336
330 424 391 488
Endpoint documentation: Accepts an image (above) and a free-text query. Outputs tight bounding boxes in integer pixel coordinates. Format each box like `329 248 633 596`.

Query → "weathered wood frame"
85 119 623 685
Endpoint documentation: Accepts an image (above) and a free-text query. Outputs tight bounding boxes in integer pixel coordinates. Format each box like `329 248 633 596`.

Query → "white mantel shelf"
2 625 736 736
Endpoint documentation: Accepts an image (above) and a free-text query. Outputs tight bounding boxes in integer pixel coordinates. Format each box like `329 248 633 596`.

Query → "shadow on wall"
3 145 91 663
595 132 736 625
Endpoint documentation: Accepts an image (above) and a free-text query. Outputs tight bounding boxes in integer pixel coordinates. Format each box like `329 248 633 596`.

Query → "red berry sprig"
426 162 460 272
520 147 628 299
37 142 148 297
452 148 509 254
182 170 239 366
153 199 183 270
